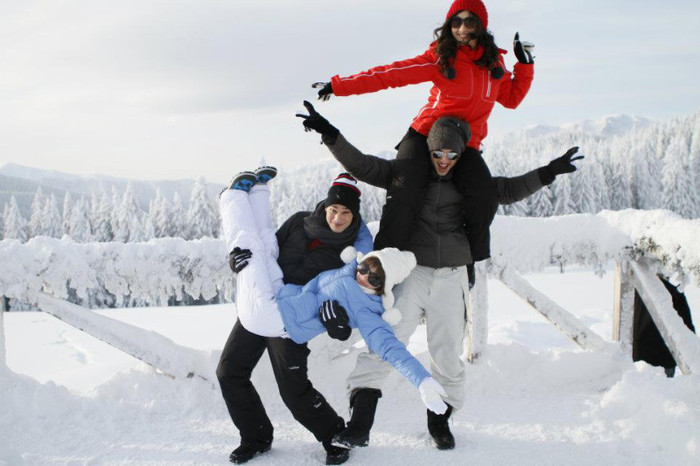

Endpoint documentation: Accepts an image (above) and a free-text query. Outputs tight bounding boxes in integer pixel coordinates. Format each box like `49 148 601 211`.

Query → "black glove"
467 263 476 290
549 147 584 175
295 100 340 144
540 147 584 184
513 32 535 64
312 81 333 101
228 247 252 274
319 300 351 341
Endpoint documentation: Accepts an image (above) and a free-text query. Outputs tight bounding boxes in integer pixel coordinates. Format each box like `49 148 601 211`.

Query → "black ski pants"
373 127 498 261
216 319 344 447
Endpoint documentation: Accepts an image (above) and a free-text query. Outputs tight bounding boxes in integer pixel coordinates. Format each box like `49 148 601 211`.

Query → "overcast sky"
1 0 699 185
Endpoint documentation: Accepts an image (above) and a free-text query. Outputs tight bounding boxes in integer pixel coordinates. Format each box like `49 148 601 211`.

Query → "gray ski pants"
346 264 470 410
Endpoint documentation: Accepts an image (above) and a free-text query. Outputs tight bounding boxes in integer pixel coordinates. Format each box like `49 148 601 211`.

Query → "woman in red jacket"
313 0 534 262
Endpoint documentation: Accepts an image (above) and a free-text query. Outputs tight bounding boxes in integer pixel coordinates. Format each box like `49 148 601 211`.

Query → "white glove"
418 377 448 414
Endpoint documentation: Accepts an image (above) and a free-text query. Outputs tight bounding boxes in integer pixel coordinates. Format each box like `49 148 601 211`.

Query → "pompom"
382 307 402 326
490 66 504 80
340 246 357 264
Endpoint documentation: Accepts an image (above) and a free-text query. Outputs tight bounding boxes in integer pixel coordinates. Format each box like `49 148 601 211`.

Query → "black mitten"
319 300 352 341
228 247 252 273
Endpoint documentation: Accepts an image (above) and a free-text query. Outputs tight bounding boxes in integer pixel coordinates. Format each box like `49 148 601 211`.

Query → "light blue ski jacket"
276 261 430 388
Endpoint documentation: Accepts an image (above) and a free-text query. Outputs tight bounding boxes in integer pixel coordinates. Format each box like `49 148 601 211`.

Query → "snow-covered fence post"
497 265 607 351
629 261 700 375
465 261 488 362
612 260 634 354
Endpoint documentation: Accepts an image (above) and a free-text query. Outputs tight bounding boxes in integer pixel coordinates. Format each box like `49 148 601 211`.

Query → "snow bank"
491 209 700 284
0 236 232 306
595 364 700 462
1 210 698 310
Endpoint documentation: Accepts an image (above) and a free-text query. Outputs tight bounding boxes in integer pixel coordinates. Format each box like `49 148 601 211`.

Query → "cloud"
1 0 700 181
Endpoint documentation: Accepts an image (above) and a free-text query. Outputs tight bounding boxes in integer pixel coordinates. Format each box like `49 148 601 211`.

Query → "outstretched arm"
326 49 438 97
494 147 584 204
297 101 395 189
355 309 447 413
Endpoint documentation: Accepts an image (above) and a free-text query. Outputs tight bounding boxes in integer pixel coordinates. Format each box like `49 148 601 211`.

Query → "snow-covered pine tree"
170 192 185 238
68 197 93 242
590 160 610 212
141 212 155 241
92 192 114 242
29 187 44 238
0 203 5 240
4 196 29 242
632 127 663 210
150 189 174 238
147 191 161 238
113 182 143 242
552 172 574 215
530 185 553 217
573 157 597 214
61 192 73 237
685 114 700 217
89 191 100 237
662 130 697 218
608 144 632 210
186 177 219 239
41 194 63 238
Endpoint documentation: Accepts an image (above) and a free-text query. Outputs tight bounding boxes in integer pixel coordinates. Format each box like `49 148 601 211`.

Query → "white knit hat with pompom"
357 247 417 325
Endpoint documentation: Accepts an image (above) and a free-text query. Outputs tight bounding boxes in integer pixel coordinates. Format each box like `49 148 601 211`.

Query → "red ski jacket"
330 43 534 150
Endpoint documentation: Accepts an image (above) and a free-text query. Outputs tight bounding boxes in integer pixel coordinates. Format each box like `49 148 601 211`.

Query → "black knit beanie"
325 173 361 216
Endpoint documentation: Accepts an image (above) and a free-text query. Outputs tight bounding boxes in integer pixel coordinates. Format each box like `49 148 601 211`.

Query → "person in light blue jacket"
220 169 449 414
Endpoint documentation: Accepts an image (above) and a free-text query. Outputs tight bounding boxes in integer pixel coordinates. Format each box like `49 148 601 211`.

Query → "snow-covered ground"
2 266 700 465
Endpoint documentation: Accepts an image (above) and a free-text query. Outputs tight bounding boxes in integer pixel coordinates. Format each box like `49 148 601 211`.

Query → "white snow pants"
346 265 470 410
220 185 287 338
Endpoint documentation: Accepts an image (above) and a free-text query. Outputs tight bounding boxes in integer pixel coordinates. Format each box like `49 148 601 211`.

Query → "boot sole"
229 444 271 464
331 437 368 449
325 449 350 465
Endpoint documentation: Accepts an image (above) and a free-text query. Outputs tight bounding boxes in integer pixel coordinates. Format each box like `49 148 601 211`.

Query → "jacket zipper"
434 182 441 265
485 70 492 98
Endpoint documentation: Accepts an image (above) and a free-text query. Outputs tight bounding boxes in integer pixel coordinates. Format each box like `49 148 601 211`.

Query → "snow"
2 210 699 315
2 267 700 465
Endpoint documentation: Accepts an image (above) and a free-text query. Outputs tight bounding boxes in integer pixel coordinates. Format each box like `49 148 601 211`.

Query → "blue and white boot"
255 166 277 184
228 171 257 192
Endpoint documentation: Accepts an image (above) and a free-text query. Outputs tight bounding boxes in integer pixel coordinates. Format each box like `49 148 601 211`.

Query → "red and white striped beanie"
325 173 361 216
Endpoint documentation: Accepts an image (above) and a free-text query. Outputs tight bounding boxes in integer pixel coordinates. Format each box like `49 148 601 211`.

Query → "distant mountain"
0 164 223 218
515 114 654 140
2 112 696 226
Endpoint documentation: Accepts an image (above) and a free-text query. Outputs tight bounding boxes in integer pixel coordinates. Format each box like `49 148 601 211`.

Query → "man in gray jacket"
297 101 583 451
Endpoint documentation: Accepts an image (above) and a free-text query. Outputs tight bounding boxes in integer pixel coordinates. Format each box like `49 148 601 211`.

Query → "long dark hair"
432 11 500 78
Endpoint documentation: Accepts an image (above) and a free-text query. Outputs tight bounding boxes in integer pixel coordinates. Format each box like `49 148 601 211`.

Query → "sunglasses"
450 15 478 30
432 150 460 161
357 263 382 288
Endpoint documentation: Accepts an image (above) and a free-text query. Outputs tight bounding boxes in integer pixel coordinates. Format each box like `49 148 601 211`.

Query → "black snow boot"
427 404 455 450
229 439 272 464
323 441 350 465
332 388 382 448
